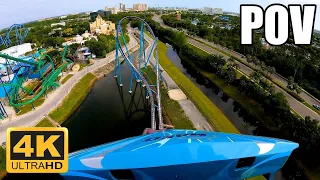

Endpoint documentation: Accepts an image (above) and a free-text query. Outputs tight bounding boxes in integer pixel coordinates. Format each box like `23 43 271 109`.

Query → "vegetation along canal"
165 44 306 180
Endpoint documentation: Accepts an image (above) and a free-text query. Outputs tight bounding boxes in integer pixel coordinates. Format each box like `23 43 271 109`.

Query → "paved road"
153 15 320 121
0 30 138 144
188 38 320 121
191 36 320 108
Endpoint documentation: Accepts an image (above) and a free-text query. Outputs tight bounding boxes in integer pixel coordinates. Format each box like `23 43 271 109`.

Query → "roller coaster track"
0 46 72 109
0 24 29 47
114 16 163 130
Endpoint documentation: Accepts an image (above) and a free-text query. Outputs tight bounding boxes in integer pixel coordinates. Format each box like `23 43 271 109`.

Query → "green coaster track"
0 46 72 112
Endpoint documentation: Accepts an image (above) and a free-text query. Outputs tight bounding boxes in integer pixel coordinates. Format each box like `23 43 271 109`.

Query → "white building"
51 22 66 27
104 6 119 14
120 2 126 11
133 3 148 11
60 15 67 19
202 7 223 15
0 43 32 62
62 33 97 46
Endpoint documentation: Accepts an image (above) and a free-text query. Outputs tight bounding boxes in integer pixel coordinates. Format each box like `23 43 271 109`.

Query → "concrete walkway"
0 28 138 144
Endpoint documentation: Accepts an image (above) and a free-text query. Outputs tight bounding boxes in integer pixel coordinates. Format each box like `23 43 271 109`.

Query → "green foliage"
36 118 54 127
85 38 107 58
22 17 89 48
0 147 5 170
161 14 263 56
49 73 97 123
61 74 73 84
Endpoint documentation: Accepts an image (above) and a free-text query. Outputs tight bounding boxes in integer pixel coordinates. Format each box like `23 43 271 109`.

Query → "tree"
63 28 74 37
288 76 294 90
174 32 187 47
260 61 266 71
224 68 237 84
250 71 262 83
267 66 276 75
269 84 276 94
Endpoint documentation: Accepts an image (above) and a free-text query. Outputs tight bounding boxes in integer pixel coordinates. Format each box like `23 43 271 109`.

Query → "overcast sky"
0 0 319 29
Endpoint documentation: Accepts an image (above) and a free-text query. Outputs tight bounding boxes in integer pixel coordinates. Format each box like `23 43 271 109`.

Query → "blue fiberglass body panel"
62 129 298 180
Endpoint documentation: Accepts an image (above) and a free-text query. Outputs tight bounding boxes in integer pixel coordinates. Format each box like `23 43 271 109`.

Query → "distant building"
219 16 230 21
224 12 239 17
202 7 223 15
175 11 181 20
133 3 148 11
51 22 66 27
261 38 270 49
62 32 97 46
60 15 67 19
120 2 126 11
89 15 115 35
105 6 119 14
90 10 112 21
191 19 200 25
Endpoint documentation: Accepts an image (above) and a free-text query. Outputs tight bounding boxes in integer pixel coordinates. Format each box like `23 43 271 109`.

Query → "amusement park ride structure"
0 24 72 119
64 17 299 180
114 16 163 130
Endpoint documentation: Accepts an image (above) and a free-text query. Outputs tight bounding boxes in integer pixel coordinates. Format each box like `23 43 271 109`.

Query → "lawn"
49 73 97 124
144 66 195 129
61 74 73 84
17 94 46 116
35 117 54 127
157 41 239 133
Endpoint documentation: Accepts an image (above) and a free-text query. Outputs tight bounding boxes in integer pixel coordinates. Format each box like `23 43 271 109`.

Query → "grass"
303 102 320 115
0 171 6 179
79 64 87 71
157 40 239 133
144 66 195 129
35 118 54 127
61 74 73 84
16 94 46 116
49 73 97 124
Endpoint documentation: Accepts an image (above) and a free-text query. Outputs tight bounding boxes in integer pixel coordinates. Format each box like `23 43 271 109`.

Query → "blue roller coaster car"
62 129 298 180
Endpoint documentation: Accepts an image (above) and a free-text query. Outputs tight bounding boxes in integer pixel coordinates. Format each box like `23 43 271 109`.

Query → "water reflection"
165 44 306 180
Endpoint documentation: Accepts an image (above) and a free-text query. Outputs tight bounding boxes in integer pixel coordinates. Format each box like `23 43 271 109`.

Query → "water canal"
63 51 151 153
165 44 305 180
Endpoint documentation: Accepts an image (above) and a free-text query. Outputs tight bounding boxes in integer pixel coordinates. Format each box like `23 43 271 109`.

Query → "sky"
0 0 320 29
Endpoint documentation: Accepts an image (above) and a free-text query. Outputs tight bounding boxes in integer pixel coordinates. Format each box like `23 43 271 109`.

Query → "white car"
313 104 320 111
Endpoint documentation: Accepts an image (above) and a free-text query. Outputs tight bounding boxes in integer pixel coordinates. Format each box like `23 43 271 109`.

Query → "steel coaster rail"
114 16 163 130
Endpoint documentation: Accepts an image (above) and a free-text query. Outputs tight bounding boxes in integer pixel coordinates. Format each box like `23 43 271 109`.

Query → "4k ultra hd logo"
6 128 68 173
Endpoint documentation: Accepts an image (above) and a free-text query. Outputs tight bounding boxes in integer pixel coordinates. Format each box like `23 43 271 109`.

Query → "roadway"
152 15 320 121
0 28 138 144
